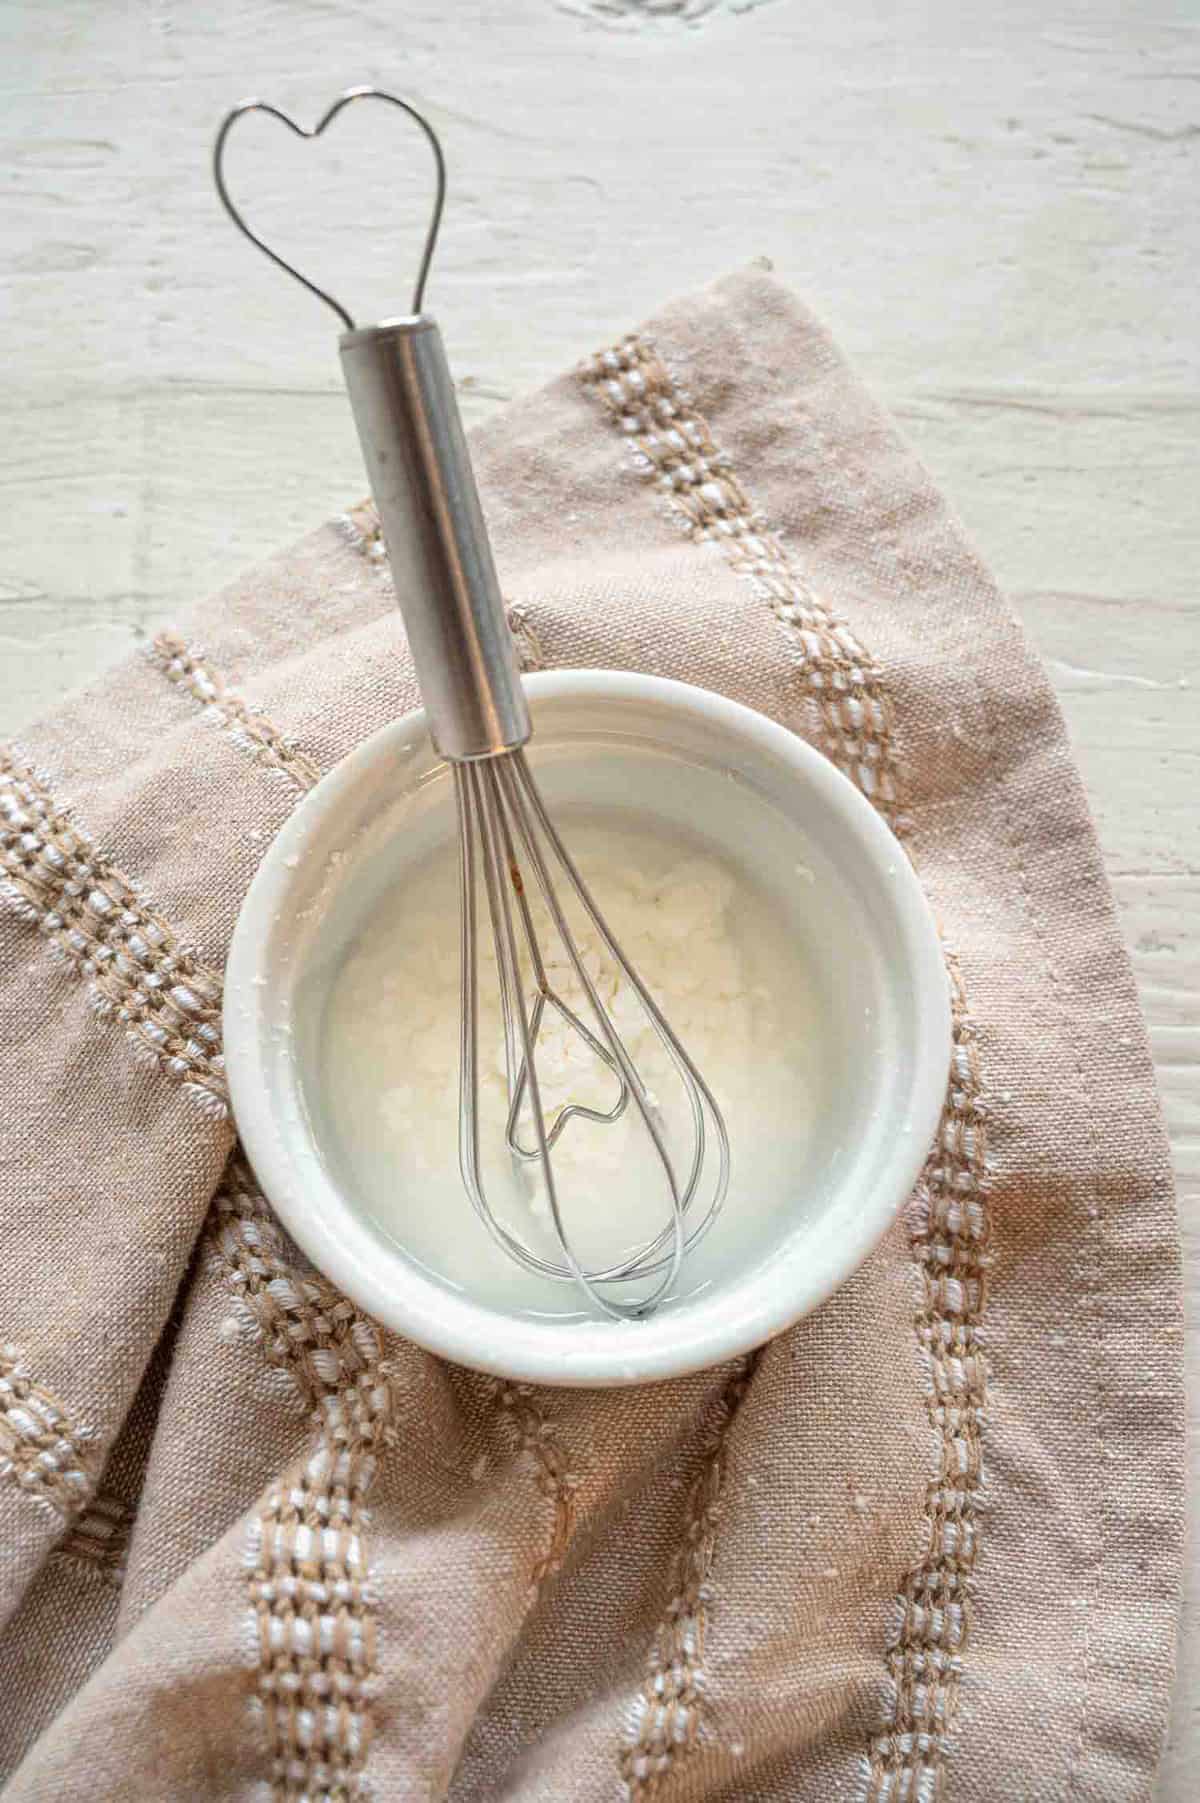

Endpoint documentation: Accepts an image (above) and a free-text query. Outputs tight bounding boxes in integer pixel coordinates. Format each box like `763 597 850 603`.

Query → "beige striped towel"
0 270 1184 1800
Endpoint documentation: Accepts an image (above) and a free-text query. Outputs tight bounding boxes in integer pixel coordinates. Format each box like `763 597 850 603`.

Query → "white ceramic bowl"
224 671 950 1386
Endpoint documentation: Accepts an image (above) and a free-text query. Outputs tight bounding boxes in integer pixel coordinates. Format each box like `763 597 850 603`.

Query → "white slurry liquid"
314 742 856 1319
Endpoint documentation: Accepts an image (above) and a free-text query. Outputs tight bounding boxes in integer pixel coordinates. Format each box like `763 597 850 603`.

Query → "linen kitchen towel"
0 270 1184 1801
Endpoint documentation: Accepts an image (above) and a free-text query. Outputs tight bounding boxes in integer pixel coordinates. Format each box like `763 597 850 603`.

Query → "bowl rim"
223 669 951 1386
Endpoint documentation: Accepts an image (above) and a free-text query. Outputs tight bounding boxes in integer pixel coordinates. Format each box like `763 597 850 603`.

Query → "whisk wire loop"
493 756 685 1318
454 750 729 1319
513 752 731 1254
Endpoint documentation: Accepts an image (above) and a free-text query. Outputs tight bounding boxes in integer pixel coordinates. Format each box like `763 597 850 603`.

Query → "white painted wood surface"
2 0 1196 1789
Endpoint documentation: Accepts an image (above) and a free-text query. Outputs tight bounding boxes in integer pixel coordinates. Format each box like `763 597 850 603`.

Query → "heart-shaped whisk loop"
212 85 446 329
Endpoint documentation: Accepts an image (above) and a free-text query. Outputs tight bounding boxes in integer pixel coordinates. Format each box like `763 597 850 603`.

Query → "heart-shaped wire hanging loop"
212 85 447 331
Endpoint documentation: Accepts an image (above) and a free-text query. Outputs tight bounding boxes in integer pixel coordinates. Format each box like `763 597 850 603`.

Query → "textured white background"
2 0 1196 1790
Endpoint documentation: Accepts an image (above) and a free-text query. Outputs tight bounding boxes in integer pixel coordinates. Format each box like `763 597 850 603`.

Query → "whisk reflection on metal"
214 86 729 1317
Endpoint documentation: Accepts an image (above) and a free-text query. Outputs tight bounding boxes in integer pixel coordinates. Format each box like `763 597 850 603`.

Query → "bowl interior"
225 673 950 1384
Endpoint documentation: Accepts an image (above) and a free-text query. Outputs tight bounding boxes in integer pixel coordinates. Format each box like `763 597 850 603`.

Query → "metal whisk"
214 87 729 1318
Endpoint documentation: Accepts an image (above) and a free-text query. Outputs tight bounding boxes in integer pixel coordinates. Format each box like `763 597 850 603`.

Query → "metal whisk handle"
339 316 531 762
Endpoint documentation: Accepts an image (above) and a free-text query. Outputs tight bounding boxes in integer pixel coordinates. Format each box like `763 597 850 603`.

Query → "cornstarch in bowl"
317 750 834 1317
